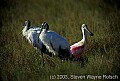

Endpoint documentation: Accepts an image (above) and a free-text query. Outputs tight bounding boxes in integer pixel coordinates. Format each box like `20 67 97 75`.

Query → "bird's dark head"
23 20 31 27
41 22 49 31
81 24 94 36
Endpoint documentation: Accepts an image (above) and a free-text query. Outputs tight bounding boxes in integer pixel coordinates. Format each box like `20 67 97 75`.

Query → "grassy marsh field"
0 0 120 81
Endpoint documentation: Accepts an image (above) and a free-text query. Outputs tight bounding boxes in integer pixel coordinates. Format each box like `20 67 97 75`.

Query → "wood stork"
39 22 71 60
22 20 52 66
22 20 46 52
70 24 94 60
22 20 41 47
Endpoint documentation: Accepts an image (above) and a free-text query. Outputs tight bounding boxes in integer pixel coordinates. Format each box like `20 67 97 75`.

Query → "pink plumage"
70 42 85 58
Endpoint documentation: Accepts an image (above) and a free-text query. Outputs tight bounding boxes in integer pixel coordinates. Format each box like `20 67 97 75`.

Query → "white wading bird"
39 22 71 60
22 20 41 47
70 24 94 60
22 20 46 52
22 20 52 66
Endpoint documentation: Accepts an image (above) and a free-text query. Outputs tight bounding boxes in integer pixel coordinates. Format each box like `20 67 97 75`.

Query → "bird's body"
40 29 70 54
39 22 71 59
22 23 43 49
70 39 85 59
70 24 93 59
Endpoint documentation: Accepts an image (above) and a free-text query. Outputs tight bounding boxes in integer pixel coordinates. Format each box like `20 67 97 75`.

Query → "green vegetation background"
0 0 120 81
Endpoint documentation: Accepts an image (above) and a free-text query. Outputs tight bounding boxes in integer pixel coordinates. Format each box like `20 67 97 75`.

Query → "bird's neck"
40 29 47 38
22 26 29 36
42 29 47 33
82 28 88 44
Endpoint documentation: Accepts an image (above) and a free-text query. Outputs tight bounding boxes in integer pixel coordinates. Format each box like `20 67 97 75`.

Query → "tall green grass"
0 0 120 81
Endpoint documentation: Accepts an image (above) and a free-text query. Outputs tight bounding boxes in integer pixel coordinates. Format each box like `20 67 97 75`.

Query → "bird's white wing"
29 27 41 31
71 39 84 47
26 31 37 46
32 31 42 49
46 31 70 51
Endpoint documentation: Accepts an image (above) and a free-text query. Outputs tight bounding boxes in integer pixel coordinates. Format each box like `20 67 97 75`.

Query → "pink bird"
70 24 94 59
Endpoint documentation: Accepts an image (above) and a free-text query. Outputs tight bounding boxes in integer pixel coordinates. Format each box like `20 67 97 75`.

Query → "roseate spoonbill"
70 24 94 60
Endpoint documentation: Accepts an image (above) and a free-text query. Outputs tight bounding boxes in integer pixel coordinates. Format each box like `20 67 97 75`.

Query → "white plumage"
39 22 71 59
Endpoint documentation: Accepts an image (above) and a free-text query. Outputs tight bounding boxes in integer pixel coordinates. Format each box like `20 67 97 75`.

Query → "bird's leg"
41 52 45 67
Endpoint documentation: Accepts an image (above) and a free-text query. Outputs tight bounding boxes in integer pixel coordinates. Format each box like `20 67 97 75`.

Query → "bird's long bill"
85 27 94 36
